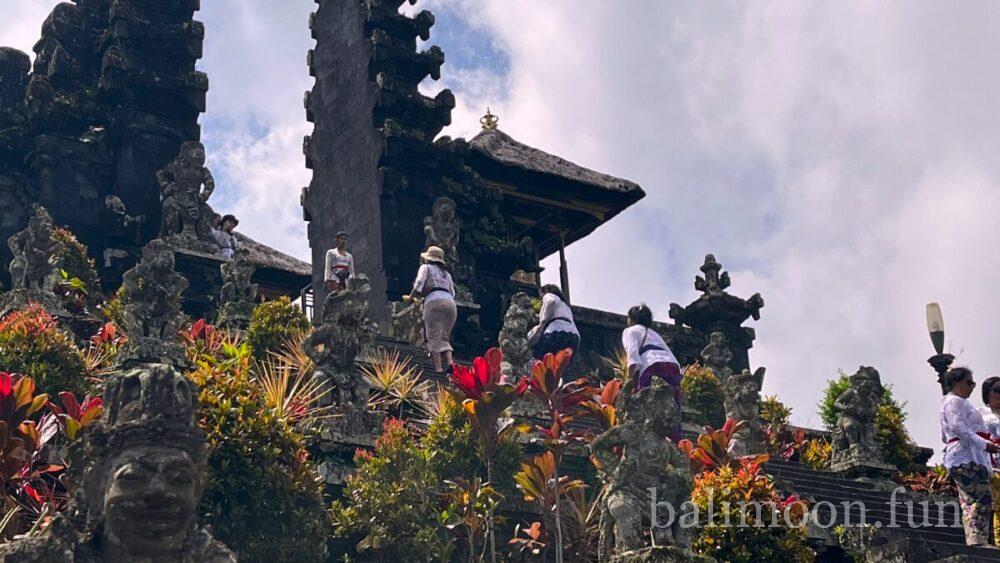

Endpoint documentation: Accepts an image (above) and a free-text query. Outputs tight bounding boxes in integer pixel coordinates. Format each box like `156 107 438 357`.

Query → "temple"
0 1 308 315
1 3 981 562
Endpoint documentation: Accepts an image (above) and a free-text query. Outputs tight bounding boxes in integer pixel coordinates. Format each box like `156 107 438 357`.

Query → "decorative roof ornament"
669 254 763 331
480 107 499 130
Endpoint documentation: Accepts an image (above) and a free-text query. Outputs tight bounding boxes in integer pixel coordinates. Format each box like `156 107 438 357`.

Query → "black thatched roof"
235 233 311 276
469 128 642 194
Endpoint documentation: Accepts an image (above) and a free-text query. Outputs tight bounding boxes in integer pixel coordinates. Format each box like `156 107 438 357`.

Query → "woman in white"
404 246 456 373
978 376 1000 540
621 304 683 440
528 285 580 360
941 367 1000 546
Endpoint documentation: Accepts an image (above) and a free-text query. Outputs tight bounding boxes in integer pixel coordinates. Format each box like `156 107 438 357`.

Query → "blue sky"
6 1 1000 460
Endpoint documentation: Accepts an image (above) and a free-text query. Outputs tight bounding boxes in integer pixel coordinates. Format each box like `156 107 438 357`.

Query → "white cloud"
425 0 1000 457
6 0 1000 458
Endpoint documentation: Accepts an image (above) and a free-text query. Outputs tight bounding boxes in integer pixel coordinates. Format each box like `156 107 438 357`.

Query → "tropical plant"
513 452 598 561
246 297 310 360
442 477 504 563
800 437 833 470
330 418 455 562
581 378 621 431
691 459 815 562
52 227 101 312
0 373 96 536
449 348 527 563
521 349 594 563
760 395 792 428
893 465 957 496
0 305 87 397
600 347 630 381
188 331 328 562
255 358 332 425
422 391 521 495
362 348 431 418
682 364 726 428
833 524 878 563
47 392 102 441
765 425 808 462
678 419 769 473
82 322 126 382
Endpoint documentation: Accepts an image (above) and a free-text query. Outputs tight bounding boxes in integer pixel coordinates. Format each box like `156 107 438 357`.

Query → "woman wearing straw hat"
404 246 457 373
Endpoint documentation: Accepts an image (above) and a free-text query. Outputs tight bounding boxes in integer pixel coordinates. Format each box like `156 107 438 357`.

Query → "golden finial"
480 108 499 130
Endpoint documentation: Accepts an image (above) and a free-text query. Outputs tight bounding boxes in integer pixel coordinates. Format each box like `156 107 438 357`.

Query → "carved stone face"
103 446 199 556
434 199 455 221
182 143 206 168
153 249 175 273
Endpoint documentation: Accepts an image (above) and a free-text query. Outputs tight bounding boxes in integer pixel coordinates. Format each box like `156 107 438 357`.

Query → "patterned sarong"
949 462 994 546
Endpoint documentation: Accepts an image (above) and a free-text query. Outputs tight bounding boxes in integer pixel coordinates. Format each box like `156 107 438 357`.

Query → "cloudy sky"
6 1 1000 458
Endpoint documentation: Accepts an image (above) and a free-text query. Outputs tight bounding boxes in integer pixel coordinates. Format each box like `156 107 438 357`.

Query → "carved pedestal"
312 411 383 488
0 288 70 318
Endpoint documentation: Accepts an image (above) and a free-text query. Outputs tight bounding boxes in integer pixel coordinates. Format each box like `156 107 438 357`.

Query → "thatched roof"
235 233 311 276
469 128 642 194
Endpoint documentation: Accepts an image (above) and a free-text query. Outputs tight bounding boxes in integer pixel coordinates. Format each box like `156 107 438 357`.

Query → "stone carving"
724 369 766 456
0 364 235 562
423 195 475 304
830 366 891 472
1 204 68 317
591 381 704 562
7 204 62 292
119 240 189 366
499 292 537 379
387 299 423 346
216 249 258 329
701 331 734 383
305 275 378 411
157 141 218 250
423 196 460 264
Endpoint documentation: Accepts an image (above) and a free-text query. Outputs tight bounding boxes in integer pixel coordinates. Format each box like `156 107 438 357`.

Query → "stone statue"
387 299 423 346
830 366 889 472
590 381 703 562
157 141 217 247
305 275 378 410
119 240 189 366
1 204 69 317
7 204 62 292
0 364 235 562
216 249 258 329
724 369 765 456
499 292 537 380
423 196 460 265
422 196 475 304
701 331 734 383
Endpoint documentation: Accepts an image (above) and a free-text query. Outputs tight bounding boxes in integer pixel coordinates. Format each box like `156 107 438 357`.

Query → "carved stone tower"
303 0 454 318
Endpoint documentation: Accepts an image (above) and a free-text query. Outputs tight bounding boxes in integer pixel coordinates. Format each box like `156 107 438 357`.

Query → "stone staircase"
766 459 1000 562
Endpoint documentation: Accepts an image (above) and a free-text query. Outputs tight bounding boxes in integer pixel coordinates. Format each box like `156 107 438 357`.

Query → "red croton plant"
678 419 770 474
0 371 102 535
449 348 528 563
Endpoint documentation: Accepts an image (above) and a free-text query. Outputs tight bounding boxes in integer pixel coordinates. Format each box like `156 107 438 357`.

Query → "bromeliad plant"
893 465 957 496
678 419 769 474
581 378 621 431
449 348 528 563
521 349 594 563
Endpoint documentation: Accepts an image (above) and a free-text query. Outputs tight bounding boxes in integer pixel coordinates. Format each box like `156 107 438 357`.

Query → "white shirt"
622 325 679 376
324 248 355 281
412 263 454 304
213 229 238 259
529 293 579 343
978 405 1000 471
941 393 992 469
